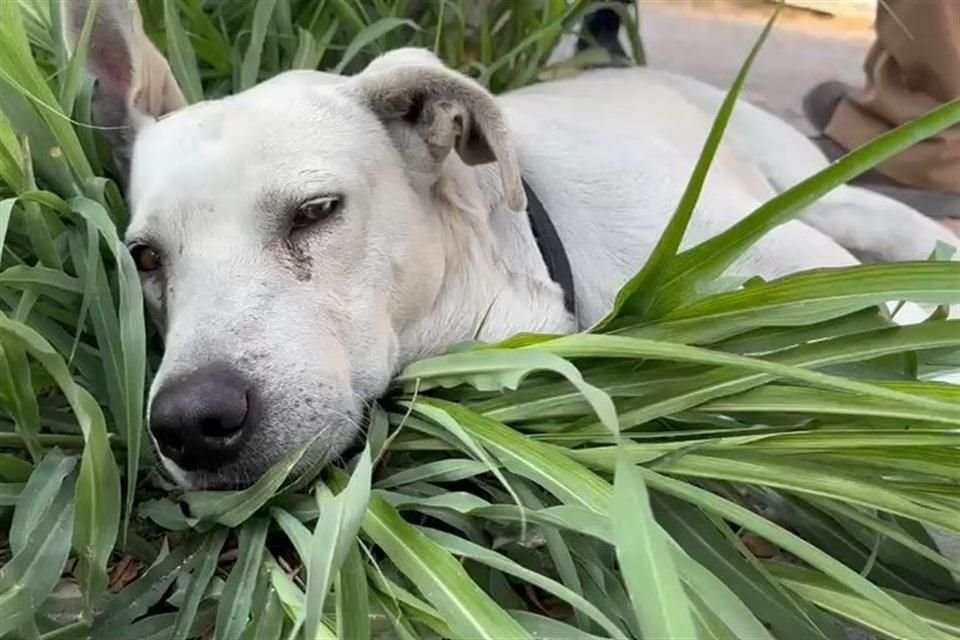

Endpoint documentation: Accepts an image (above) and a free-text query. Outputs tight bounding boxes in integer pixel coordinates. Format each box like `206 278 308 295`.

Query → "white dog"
66 1 956 488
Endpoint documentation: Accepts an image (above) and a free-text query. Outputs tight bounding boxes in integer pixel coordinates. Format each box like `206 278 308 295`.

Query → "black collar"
522 179 577 317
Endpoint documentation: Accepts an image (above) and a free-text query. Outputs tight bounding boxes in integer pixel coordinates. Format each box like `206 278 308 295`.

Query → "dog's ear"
348 50 525 211
63 0 187 176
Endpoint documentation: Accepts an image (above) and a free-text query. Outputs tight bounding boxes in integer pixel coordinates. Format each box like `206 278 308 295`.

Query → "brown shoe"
804 81 895 184
803 83 960 217
803 80 852 133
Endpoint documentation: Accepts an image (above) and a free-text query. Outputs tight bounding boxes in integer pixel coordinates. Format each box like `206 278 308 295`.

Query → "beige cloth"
826 0 960 193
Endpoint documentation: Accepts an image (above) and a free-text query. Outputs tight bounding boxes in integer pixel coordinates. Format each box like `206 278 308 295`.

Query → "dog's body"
67 2 956 488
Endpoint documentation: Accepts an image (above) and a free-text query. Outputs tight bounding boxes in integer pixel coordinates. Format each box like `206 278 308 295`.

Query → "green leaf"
0 2 92 182
271 506 312 560
471 503 613 542
170 528 229 640
367 403 389 460
510 479 590 631
769 563 959 640
652 99 960 315
243 586 285 640
0 482 23 506
59 0 100 114
398 348 619 433
421 526 628 639
414 400 612 510
614 262 960 343
303 447 372 640
540 328 960 433
243 582 286 640
335 543 371 640
9 449 75 554
0 476 75 636
670 263 958 324
652 494 841 640
0 264 83 295
92 538 203 632
694 383 960 426
375 458 489 488
532 333 956 414
640 468 944 639
162 0 204 102
509 610 610 640
613 457 698 639
95 605 218 640
776 498 949 599
115 217 147 546
0 319 42 461
332 17 418 73
381 489 491 514
0 454 32 482
810 497 959 577
397 404 530 531
239 0 280 89
599 8 778 324
653 452 957 532
676 550 777 640
62 195 145 548
268 557 306 622
139 498 196 531
362 492 532 640
216 517 271 640
184 443 308 526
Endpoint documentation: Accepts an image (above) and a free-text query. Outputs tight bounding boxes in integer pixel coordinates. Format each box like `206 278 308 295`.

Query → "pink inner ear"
88 24 134 99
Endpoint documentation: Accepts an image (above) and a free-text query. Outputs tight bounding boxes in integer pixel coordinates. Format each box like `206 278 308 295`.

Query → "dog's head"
67 0 525 488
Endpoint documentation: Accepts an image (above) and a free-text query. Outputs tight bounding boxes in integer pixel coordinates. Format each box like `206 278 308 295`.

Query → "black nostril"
197 390 248 440
151 421 184 458
149 364 254 471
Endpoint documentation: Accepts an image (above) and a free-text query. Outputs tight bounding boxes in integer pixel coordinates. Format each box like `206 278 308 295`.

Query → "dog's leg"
797 185 958 263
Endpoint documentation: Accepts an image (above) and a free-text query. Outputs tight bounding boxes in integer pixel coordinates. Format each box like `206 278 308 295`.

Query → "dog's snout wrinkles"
149 364 253 471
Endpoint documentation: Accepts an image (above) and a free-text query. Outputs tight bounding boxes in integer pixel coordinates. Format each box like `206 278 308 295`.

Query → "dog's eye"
129 243 162 272
292 195 341 231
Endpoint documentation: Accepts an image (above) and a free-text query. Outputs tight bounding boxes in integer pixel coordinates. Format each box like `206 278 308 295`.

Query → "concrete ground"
639 0 871 134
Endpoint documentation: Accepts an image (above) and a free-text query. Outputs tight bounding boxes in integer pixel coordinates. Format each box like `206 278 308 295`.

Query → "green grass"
2 1 959 639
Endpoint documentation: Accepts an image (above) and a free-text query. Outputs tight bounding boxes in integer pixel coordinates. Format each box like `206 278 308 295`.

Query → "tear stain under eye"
161 281 170 324
277 237 314 282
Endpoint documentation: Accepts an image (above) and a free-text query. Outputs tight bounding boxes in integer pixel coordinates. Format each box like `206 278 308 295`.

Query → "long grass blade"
362 492 532 640
239 0 280 90
613 457 698 639
0 475 75 636
170 528 229 640
335 543 371 640
598 8 779 324
303 447 372 640
215 517 270 640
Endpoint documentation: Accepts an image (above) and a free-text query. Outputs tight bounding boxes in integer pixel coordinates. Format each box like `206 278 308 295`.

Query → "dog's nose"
149 364 253 471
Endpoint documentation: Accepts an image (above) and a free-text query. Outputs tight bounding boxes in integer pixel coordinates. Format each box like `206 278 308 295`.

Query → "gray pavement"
639 1 871 134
